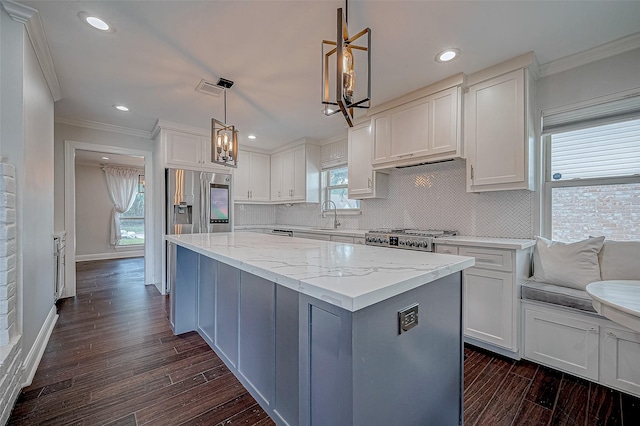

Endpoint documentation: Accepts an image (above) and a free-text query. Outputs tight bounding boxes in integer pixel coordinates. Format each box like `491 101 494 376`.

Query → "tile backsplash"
235 160 534 239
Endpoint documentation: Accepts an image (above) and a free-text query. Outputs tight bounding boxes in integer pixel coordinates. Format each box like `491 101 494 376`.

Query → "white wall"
21 13 55 363
537 48 640 113
0 5 55 419
53 123 153 232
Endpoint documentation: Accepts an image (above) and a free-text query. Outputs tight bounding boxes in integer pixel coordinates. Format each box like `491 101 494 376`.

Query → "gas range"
364 229 458 252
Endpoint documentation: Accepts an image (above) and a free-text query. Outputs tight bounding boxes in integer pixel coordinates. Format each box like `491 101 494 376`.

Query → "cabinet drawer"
294 232 331 241
435 245 458 255
330 235 354 243
459 247 512 272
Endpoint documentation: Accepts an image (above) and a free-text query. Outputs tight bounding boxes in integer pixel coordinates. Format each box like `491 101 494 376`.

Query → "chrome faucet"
321 200 341 229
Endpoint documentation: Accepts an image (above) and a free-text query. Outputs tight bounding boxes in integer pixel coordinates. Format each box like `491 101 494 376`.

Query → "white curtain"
103 167 140 245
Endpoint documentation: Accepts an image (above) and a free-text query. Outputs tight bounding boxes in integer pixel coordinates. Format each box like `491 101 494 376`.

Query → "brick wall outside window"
552 183 640 242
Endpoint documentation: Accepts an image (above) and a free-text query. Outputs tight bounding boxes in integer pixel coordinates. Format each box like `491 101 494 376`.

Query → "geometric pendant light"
211 78 238 168
322 1 371 127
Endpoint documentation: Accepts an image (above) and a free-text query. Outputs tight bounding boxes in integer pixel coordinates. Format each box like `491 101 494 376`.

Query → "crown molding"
539 32 640 78
25 9 62 101
151 119 209 139
2 1 63 101
1 0 35 24
55 117 153 139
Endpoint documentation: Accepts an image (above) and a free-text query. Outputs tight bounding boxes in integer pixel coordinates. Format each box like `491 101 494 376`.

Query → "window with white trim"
542 99 640 242
118 192 145 246
321 166 360 212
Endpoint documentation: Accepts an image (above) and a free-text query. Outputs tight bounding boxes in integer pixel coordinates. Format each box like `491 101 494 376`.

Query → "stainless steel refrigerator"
166 168 232 298
166 168 232 235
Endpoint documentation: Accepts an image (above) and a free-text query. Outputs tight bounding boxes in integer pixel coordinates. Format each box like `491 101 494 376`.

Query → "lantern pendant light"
211 80 238 168
322 0 371 127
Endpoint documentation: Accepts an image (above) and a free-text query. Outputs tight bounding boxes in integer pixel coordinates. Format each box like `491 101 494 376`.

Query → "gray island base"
167 233 473 425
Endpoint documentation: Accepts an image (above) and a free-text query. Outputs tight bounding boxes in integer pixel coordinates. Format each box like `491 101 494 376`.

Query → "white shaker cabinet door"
234 150 251 202
270 151 284 201
249 152 271 202
466 68 531 192
463 268 514 350
291 145 306 201
389 98 431 159
348 122 374 197
165 131 202 168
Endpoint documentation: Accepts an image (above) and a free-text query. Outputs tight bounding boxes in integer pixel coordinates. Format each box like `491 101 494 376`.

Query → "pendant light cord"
223 90 227 124
345 0 348 24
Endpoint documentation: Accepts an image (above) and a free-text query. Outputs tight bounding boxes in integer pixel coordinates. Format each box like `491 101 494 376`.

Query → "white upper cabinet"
348 121 388 199
235 150 271 203
270 151 285 201
165 131 202 167
465 53 536 192
270 143 320 203
156 124 232 173
371 84 462 169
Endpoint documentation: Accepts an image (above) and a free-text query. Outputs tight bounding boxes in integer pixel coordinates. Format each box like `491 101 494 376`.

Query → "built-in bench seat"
521 280 596 313
521 237 640 398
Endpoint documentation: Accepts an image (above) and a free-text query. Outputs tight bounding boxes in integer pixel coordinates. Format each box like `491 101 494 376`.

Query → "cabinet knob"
247 190 250 198
606 331 617 337
368 177 372 188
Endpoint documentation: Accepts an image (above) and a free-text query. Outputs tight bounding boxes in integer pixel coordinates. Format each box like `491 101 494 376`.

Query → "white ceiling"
22 1 640 151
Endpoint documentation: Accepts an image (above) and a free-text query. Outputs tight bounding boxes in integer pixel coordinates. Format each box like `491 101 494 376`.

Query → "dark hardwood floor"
8 257 640 425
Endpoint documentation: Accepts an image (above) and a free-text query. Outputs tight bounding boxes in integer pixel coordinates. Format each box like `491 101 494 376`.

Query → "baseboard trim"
76 251 144 262
21 305 57 387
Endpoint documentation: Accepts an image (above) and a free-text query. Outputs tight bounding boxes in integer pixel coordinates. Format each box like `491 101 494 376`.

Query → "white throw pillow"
599 240 640 281
532 236 605 290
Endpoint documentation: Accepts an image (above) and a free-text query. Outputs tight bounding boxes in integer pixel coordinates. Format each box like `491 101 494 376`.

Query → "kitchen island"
166 232 474 426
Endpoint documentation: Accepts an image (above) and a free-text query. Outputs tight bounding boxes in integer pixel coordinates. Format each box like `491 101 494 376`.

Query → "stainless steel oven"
365 229 457 252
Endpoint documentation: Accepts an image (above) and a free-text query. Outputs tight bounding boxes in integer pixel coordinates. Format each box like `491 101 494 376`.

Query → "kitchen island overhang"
166 232 474 426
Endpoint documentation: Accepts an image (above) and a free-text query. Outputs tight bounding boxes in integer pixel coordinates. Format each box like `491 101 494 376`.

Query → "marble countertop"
166 232 474 312
434 236 535 250
587 280 640 333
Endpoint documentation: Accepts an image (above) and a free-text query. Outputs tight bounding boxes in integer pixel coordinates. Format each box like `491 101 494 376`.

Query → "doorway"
64 140 155 298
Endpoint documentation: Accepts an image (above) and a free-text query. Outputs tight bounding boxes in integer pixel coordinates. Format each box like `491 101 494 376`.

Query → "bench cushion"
522 280 597 313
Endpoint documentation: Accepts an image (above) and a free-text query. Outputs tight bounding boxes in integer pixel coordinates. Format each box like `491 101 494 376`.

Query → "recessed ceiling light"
114 105 129 112
101 156 110 160
78 12 115 33
248 135 256 140
435 48 460 63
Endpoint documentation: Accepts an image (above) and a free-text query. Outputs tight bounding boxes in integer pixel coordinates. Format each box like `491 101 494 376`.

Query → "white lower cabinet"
330 235 354 243
602 327 640 395
463 268 514 349
436 243 532 359
523 304 599 380
522 301 640 397
293 231 331 241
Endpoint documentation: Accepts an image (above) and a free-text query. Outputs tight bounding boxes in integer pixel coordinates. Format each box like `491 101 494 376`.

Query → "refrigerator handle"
199 174 208 233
